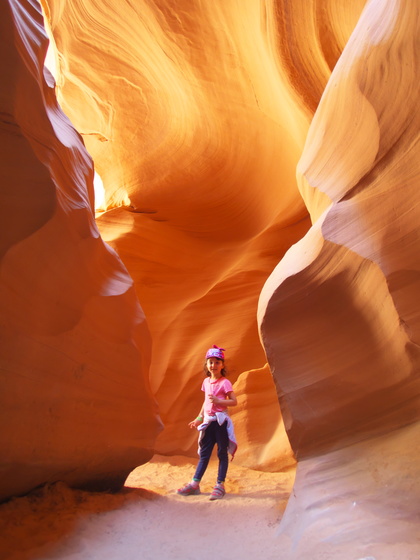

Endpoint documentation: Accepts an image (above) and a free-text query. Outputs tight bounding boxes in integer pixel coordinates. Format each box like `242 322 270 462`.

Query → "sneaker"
177 482 200 496
209 483 225 501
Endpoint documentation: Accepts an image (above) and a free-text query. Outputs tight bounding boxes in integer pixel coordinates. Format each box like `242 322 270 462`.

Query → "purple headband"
205 345 225 360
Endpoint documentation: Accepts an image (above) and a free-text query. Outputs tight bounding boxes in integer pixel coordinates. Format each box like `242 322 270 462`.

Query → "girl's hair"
203 360 227 377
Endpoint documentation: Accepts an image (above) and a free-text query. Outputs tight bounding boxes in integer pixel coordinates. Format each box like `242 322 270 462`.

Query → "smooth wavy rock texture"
39 0 368 469
259 0 420 556
0 0 161 502
3 0 420 557
260 0 420 462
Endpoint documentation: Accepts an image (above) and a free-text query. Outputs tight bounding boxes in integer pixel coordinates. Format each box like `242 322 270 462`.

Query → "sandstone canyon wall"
3 0 420 557
40 0 367 470
258 0 420 556
0 0 161 502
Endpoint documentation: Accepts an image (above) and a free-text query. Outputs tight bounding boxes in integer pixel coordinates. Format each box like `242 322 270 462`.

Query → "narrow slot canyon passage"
2 1 420 559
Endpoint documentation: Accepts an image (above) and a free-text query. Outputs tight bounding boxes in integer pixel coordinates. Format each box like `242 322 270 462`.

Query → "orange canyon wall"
2 0 420 556
39 0 366 468
0 0 161 502
258 0 420 556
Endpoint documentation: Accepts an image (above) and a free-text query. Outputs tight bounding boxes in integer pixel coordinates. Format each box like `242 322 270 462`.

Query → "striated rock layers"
0 0 161 502
259 0 420 557
40 0 367 470
5 0 420 555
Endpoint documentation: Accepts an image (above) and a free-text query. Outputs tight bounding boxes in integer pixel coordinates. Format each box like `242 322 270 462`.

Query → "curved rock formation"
6 0 419 555
259 0 420 555
233 364 295 471
40 0 366 465
0 0 161 502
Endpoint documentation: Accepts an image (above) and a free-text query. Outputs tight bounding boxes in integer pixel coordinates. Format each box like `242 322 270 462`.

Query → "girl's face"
207 358 223 376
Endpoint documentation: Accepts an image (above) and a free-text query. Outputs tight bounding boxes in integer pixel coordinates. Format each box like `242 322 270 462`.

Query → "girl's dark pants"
194 420 229 484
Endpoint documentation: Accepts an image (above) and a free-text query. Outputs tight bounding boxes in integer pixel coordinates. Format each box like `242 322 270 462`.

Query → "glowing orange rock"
0 0 161 502
259 0 420 555
231 364 295 472
42 0 314 464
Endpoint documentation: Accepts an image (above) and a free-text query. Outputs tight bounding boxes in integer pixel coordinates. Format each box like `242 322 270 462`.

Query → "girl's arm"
210 390 237 407
188 403 205 429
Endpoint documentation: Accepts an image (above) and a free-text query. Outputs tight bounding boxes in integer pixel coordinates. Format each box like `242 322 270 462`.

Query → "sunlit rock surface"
40 0 380 481
233 364 295 471
40 0 368 471
259 0 420 556
5 0 420 556
42 0 322 463
0 0 161 502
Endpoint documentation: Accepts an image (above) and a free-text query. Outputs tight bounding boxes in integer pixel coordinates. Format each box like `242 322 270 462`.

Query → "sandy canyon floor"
0 455 295 560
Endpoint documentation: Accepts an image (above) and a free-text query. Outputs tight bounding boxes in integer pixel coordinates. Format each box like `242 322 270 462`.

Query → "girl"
177 345 237 500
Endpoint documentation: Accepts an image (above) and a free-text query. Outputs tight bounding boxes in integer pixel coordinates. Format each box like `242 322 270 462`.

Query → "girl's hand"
188 418 202 429
209 395 221 405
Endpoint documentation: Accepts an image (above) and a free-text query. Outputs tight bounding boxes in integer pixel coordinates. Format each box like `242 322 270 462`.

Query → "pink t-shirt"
202 377 234 415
